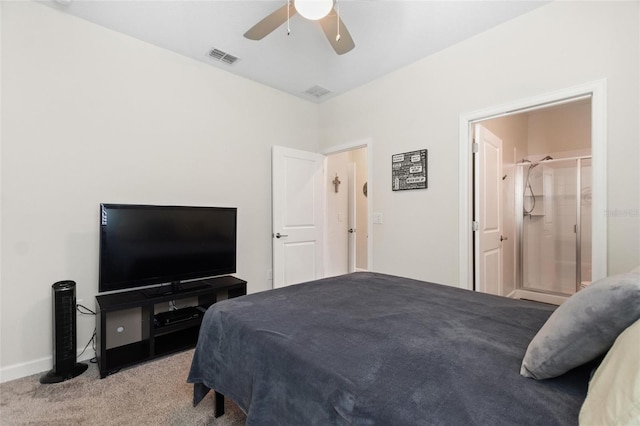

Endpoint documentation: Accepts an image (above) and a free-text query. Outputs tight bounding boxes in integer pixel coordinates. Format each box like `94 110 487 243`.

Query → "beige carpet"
0 350 246 425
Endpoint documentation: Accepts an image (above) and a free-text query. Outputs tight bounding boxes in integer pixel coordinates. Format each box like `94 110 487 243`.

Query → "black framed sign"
392 149 428 191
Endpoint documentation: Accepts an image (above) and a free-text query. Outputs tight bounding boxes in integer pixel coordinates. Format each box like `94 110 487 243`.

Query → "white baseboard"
0 355 52 384
0 350 95 384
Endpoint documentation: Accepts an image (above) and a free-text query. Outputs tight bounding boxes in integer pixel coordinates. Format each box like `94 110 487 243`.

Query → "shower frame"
515 155 591 296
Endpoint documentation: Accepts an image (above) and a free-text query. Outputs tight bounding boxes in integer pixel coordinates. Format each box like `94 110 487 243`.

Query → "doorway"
325 146 369 276
473 98 592 303
271 141 373 289
459 80 607 303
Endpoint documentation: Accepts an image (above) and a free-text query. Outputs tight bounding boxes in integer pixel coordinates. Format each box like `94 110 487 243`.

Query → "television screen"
99 204 237 293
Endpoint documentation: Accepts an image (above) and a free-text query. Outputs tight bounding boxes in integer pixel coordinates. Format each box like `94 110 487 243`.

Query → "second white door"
272 146 325 288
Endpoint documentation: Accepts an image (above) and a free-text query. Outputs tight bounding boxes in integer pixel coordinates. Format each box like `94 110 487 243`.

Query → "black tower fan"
40 280 88 384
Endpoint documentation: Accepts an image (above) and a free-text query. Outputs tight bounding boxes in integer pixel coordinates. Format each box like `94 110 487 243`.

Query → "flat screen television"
99 204 237 294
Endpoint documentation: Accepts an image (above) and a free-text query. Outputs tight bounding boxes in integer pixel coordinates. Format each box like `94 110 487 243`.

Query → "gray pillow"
520 271 640 380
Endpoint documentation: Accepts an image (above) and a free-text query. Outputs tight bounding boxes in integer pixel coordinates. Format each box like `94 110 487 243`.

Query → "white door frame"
323 138 373 272
459 80 608 291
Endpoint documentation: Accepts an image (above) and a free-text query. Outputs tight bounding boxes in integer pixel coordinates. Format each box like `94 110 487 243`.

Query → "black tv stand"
154 306 203 327
95 276 246 378
142 280 211 298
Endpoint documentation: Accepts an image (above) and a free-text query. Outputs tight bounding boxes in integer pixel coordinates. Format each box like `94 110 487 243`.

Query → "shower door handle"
500 235 508 242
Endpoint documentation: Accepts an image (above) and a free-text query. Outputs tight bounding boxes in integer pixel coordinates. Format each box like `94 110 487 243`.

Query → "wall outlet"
267 269 273 280
373 212 383 224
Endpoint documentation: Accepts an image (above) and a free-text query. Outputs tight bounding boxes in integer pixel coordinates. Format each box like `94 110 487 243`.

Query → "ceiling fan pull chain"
336 0 341 42
287 0 291 35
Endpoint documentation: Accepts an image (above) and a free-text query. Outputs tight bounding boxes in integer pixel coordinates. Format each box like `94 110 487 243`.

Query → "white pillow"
579 319 640 425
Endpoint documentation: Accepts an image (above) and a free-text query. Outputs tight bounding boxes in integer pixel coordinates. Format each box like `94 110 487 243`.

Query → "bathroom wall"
527 100 592 157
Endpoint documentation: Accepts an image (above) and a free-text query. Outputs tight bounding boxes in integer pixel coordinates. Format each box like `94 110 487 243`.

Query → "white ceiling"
44 0 547 103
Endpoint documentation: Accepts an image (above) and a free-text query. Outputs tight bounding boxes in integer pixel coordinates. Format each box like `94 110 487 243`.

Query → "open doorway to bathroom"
459 81 607 304
473 97 594 304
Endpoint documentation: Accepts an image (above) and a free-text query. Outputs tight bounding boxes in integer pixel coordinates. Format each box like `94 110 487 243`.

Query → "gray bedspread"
188 272 593 425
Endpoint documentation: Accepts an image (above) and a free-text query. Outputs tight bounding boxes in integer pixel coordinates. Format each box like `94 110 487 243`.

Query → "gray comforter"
188 272 593 425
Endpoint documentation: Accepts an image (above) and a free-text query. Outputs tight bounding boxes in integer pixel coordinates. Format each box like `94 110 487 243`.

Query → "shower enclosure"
515 156 592 296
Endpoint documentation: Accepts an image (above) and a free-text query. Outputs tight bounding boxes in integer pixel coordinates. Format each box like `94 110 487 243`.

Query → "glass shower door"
579 158 592 288
518 158 588 296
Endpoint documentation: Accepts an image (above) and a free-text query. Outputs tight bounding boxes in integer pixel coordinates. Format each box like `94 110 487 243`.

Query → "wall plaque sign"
392 149 428 191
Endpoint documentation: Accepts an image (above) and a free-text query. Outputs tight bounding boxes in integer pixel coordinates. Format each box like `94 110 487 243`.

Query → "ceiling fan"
244 0 355 55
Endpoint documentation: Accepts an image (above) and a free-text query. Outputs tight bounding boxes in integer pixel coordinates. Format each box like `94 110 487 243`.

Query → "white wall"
0 2 318 381
319 1 640 286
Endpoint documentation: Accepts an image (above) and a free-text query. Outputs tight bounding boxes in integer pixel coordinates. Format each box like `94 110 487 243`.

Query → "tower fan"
40 280 88 384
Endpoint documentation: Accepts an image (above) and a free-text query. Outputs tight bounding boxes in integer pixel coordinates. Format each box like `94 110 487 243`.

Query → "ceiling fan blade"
244 3 296 40
319 10 355 55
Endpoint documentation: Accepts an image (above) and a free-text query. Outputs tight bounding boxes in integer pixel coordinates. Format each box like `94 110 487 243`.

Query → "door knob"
274 233 288 239
500 235 508 242
348 228 355 234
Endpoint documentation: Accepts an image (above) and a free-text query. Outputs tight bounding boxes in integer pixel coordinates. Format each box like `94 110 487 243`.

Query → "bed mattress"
188 272 593 425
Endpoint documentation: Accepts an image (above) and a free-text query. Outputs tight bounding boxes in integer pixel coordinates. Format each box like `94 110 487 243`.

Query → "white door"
272 146 325 288
347 162 356 273
475 125 503 296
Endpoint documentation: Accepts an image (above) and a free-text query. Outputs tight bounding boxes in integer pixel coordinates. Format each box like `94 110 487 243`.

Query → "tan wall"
528 101 591 156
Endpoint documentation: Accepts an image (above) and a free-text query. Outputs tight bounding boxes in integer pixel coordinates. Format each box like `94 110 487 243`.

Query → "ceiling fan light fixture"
294 0 333 21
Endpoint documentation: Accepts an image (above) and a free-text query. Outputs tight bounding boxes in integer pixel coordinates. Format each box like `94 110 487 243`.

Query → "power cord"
77 304 97 363
77 328 97 363
77 303 96 315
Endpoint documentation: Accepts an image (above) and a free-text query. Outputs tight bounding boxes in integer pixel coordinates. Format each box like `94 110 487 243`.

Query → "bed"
187 271 640 425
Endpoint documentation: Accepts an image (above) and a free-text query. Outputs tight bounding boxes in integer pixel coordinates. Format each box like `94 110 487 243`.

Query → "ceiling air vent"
208 48 239 65
304 85 332 99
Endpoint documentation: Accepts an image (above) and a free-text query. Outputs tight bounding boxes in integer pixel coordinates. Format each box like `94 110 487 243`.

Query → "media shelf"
95 276 246 378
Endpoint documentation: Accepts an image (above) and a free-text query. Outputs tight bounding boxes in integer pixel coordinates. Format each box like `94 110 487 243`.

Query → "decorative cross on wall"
332 174 341 193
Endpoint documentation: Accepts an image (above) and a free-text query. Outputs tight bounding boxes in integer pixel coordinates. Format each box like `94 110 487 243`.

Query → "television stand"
95 276 246 378
143 280 211 298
